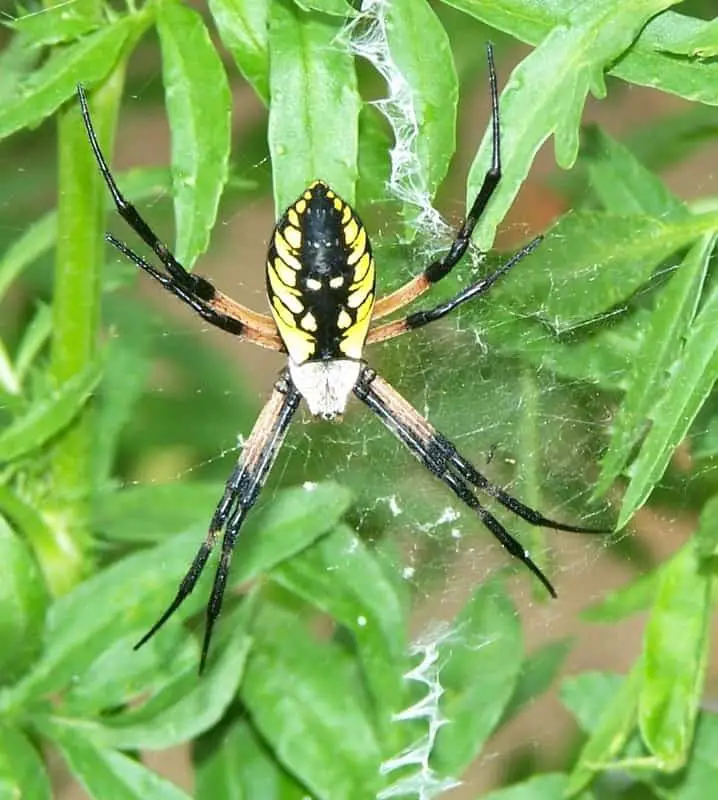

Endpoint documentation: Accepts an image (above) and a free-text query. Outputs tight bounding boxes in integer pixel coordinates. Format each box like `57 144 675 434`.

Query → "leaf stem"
47 66 126 595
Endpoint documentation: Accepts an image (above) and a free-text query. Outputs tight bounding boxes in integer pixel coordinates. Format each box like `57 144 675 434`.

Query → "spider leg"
135 373 300 672
107 235 283 350
373 42 502 321
78 85 281 347
354 368 603 595
367 236 541 345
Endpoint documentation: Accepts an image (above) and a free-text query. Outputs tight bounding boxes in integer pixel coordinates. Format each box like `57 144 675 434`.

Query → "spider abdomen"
266 180 376 365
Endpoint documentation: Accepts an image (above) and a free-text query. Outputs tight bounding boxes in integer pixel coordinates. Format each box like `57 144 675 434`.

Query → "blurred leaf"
0 516 48 683
502 638 572 723
618 277 718 528
595 233 713 497
271 523 407 723
695 494 718 557
14 482 350 699
563 668 641 795
0 166 171 304
296 0 351 15
382 0 458 219
463 0 677 249
63 627 197 716
655 713 718 798
13 302 53 382
209 0 270 102
241 600 383 799
40 718 191 800
157 0 231 266
194 717 310 799
581 568 660 623
0 33 42 102
481 773 569 800
432 578 522 777
0 15 137 141
0 723 51 800
100 624 251 749
667 17 718 58
0 361 102 463
268 1 360 209
10 1 102 47
583 125 686 217
94 482 228 543
92 335 151 489
442 1 718 105
0 214 56 303
639 540 712 771
356 104 393 213
485 210 718 332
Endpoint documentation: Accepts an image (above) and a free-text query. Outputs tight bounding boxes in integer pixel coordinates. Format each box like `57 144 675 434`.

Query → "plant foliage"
1 0 718 797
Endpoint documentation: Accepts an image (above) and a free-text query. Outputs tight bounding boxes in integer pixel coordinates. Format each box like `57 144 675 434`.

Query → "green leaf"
0 361 103 463
502 638 572 723
194 717 310 800
157 0 231 266
271 523 407 722
296 0 352 15
0 166 172 305
0 516 48 683
94 482 228 543
486 210 718 332
655 713 718 798
695 494 718 558
382 0 458 214
100 625 251 749
10 0 102 47
208 0 270 102
639 540 712 771
582 125 686 217
432 578 522 777
241 600 382 799
464 0 678 249
0 723 52 800
595 232 713 497
14 482 350 699
666 17 718 58
14 302 53 382
0 15 136 141
563 668 641 795
481 773 569 800
581 568 660 623
268 1 360 210
618 275 718 528
441 1 718 105
40 719 191 800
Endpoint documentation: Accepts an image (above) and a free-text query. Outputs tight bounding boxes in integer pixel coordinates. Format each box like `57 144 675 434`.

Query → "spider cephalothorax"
79 44 601 671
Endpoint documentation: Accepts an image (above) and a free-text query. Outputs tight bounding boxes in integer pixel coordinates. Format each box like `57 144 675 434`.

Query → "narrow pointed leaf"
157 0 231 265
268 1 360 210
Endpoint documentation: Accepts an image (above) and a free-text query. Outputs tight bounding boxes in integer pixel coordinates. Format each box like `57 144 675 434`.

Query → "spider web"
94 5 615 797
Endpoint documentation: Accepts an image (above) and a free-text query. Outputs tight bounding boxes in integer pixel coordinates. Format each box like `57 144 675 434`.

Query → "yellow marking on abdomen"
288 209 300 227
329 276 344 288
337 308 352 329
343 218 358 245
352 252 372 285
275 231 301 270
300 312 318 332
274 257 297 287
267 262 304 315
283 225 301 249
347 227 367 265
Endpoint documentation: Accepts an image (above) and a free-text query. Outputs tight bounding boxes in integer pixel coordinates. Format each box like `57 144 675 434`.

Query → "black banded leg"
424 42 502 285
78 84 188 281
371 43 504 322
135 373 301 672
367 237 542 345
354 368 558 597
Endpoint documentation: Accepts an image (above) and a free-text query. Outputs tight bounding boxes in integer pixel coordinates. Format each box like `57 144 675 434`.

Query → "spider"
79 45 599 671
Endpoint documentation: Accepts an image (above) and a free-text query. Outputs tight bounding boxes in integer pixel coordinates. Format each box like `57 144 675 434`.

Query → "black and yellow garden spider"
80 45 600 671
